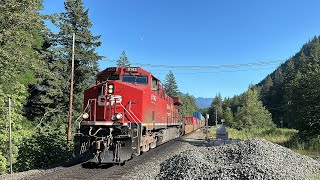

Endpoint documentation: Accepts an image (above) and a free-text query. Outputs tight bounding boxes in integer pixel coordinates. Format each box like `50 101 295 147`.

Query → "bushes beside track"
15 131 73 172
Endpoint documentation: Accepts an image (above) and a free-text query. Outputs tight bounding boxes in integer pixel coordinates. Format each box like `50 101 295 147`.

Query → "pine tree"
288 37 320 137
178 93 198 117
116 51 130 67
164 70 179 97
208 93 223 125
260 75 273 105
44 0 104 125
223 107 235 128
234 88 274 130
282 60 296 127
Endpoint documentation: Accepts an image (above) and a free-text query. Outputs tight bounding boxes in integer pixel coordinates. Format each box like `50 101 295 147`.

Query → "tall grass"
210 127 320 157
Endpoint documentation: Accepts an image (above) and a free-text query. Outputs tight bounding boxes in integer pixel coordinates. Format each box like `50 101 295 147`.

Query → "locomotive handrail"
127 101 141 124
75 99 94 128
119 102 141 125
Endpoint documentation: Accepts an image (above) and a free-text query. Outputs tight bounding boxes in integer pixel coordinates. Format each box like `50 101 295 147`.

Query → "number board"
125 67 139 72
106 67 117 72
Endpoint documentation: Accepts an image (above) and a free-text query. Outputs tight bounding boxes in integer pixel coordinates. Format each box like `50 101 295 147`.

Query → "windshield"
122 75 148 84
97 74 119 83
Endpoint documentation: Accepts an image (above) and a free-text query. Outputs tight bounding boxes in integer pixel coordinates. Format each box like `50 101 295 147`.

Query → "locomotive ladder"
118 101 142 155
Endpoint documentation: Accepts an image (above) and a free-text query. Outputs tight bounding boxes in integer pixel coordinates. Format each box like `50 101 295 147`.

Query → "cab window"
97 74 119 83
122 75 148 84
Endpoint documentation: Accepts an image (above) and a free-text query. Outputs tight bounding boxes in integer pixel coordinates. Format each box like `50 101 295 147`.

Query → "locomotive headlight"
82 113 89 119
107 84 114 94
115 113 123 120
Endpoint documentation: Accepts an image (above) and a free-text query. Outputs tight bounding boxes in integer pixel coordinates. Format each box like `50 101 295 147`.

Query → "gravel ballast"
2 136 319 180
156 139 320 180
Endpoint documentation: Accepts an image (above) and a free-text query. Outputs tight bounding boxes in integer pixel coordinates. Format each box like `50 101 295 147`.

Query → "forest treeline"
0 0 199 174
0 0 103 174
206 36 320 139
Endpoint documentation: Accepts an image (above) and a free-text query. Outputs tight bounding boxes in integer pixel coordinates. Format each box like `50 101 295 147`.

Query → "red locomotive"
74 67 186 164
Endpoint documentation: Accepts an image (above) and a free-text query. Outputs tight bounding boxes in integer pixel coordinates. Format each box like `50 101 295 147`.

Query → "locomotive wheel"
117 161 126 166
142 143 150 152
150 137 157 149
180 122 186 136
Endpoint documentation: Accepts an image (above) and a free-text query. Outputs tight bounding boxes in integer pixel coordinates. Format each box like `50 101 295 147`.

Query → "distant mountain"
195 97 213 109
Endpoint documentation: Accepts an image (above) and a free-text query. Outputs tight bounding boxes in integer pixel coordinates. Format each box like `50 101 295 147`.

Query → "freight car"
74 67 187 164
182 113 205 134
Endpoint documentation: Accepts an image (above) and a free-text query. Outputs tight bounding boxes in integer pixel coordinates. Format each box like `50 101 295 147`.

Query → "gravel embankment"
121 140 195 179
0 167 65 180
2 131 319 180
156 139 320 180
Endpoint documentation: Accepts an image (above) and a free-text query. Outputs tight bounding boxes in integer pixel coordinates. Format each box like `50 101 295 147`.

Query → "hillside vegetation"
208 36 320 137
258 36 320 138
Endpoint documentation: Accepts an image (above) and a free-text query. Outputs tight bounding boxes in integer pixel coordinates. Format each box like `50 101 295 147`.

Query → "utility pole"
8 98 12 175
206 114 209 141
5 97 14 174
67 33 75 147
215 108 218 127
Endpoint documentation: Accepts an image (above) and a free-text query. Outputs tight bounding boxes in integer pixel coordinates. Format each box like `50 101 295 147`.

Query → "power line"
132 60 283 69
150 66 278 75
100 58 284 69
145 64 277 72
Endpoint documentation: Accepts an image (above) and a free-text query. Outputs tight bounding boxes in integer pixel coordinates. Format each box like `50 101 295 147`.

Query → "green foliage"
223 107 235 127
210 127 298 144
47 0 104 122
234 88 275 129
164 70 179 97
0 0 104 173
208 93 223 125
0 84 33 174
0 0 44 174
15 131 73 171
0 153 6 175
178 93 198 117
116 51 130 67
258 36 320 138
282 135 320 156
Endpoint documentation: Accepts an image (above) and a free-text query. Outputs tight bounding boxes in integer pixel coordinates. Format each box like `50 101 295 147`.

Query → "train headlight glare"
83 113 89 119
115 113 123 120
107 84 114 94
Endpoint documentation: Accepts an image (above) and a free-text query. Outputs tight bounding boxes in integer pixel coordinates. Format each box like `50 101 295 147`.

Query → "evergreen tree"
164 70 179 97
234 88 274 130
41 0 104 126
257 36 320 137
282 60 296 127
208 93 223 125
287 37 320 137
0 0 45 174
178 93 198 117
259 75 273 105
116 51 130 67
223 107 235 128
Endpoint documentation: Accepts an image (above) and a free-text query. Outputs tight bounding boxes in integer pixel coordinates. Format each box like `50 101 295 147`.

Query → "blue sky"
43 0 320 98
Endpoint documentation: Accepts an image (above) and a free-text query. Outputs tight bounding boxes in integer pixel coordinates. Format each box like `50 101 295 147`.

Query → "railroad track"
27 138 184 180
